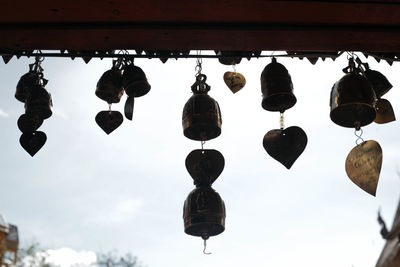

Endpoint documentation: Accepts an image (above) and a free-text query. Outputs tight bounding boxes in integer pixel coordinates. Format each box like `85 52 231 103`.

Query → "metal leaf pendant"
95 111 123 134
124 96 135 120
20 131 47 157
223 71 246 93
185 149 225 186
345 140 382 196
263 126 308 169
375 98 396 124
17 114 43 133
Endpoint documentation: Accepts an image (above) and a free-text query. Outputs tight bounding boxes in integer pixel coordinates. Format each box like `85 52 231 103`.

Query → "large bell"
15 72 40 103
183 186 226 239
330 72 376 128
261 58 297 112
95 68 123 103
25 84 53 120
122 65 151 97
182 74 222 141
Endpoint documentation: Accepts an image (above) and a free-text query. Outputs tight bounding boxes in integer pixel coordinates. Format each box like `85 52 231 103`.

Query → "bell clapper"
202 234 212 255
280 112 285 130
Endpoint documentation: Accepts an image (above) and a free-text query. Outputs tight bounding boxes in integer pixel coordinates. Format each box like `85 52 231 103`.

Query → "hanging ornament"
261 58 307 169
263 114 307 169
182 56 226 254
356 59 396 124
331 58 383 196
95 59 124 134
182 73 222 141
183 148 226 254
121 58 151 120
15 56 51 156
17 114 43 133
345 130 382 196
223 64 246 94
330 58 376 128
216 51 243 65
19 131 47 157
261 57 296 112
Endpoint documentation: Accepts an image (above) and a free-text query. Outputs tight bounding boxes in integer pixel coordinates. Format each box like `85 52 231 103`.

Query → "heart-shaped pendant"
223 72 246 93
17 114 43 133
263 126 308 169
374 98 396 124
185 149 225 186
95 111 123 134
124 96 135 120
19 131 47 157
345 140 382 196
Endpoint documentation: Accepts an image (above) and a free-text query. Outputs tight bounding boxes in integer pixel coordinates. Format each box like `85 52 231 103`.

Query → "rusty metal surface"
345 140 382 196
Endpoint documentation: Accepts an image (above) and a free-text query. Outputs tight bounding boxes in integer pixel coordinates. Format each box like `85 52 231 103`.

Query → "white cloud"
46 248 97 267
0 108 9 118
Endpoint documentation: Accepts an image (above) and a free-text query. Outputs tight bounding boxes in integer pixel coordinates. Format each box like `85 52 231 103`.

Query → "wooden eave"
1 0 400 52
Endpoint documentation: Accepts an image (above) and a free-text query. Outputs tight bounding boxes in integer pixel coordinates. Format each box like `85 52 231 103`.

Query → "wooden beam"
1 0 400 51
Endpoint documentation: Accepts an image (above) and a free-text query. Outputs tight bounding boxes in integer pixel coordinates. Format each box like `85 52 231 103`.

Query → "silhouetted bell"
182 74 222 141
216 51 243 65
96 68 123 104
330 69 376 128
261 58 297 112
15 72 39 103
183 186 225 240
364 66 392 98
122 65 151 97
25 84 53 120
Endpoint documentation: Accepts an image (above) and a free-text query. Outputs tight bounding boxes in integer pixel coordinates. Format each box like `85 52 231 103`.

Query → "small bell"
183 149 226 240
122 64 151 98
96 68 123 104
24 84 53 120
261 58 297 112
15 72 40 103
182 74 222 141
216 51 243 65
363 64 392 98
330 59 376 128
183 186 226 239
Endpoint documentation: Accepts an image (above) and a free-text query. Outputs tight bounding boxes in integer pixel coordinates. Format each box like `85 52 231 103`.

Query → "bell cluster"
94 58 151 134
15 57 52 157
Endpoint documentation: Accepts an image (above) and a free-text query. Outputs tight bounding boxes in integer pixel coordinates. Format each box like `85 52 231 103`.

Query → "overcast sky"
0 52 399 267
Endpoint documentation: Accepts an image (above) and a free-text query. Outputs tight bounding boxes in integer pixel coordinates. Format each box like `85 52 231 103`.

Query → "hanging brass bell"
362 63 392 98
15 72 40 103
182 74 222 141
25 84 53 120
95 68 123 103
261 58 297 112
216 51 243 65
122 65 151 97
183 186 226 240
330 72 376 128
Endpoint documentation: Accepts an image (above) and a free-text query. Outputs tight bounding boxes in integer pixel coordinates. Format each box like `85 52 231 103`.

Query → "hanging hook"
201 140 205 153
354 127 364 145
203 239 212 255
